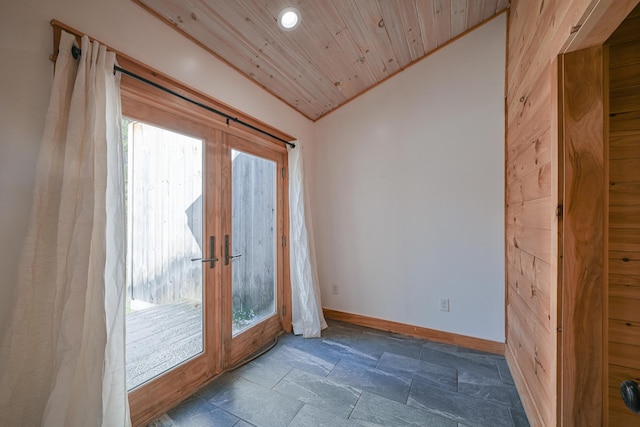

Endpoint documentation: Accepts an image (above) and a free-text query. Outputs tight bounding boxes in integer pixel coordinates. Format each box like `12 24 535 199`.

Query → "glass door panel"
230 149 277 336
124 119 204 390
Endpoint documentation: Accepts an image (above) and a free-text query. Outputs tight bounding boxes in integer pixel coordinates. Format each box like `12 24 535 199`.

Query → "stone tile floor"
148 319 530 427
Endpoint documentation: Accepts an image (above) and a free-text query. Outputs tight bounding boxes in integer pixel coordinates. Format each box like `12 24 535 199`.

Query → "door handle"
191 236 218 268
621 380 640 414
224 235 242 265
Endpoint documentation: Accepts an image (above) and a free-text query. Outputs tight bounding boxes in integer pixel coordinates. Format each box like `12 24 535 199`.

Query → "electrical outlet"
439 298 450 312
332 284 339 295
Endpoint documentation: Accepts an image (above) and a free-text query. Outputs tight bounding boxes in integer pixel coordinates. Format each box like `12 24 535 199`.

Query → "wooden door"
122 97 223 425
559 5 640 425
120 87 289 424
221 132 288 368
559 44 607 426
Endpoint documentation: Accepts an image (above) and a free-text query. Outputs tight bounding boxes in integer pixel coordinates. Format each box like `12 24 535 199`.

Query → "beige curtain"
0 31 130 426
288 142 327 338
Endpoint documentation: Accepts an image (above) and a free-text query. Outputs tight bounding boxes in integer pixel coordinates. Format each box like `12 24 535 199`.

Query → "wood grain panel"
506 303 553 423
433 0 451 46
507 263 552 332
609 132 640 159
609 62 640 91
395 1 426 60
609 230 640 252
610 88 640 114
609 41 640 69
134 1 509 120
483 0 499 21
609 254 640 276
506 198 552 230
376 1 414 67
609 318 640 344
450 0 467 37
610 204 640 229
507 65 553 155
609 296 640 322
561 45 606 426
506 130 551 183
609 158 640 183
506 2 640 425
611 111 640 134
506 162 552 204
415 0 439 53
607 9 640 422
507 224 552 263
610 182 640 212
466 0 484 28
609 342 640 370
607 16 640 45
507 241 552 299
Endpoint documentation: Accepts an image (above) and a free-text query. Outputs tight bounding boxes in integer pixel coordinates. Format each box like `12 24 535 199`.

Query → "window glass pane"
231 149 277 335
123 118 204 390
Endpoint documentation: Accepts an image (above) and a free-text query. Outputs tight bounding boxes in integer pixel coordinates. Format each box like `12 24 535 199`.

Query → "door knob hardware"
621 380 640 414
191 236 218 268
191 257 220 263
224 235 242 265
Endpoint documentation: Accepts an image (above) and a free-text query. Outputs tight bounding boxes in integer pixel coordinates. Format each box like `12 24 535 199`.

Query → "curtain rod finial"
71 45 81 59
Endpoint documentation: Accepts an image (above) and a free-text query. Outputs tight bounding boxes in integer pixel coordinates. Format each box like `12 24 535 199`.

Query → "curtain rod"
70 45 295 149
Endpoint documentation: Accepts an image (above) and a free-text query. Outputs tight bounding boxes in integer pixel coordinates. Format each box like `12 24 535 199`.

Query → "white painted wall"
0 0 313 336
313 15 506 342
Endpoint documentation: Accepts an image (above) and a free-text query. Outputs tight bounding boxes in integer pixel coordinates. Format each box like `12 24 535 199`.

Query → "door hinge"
282 167 286 179
282 305 286 316
282 235 287 247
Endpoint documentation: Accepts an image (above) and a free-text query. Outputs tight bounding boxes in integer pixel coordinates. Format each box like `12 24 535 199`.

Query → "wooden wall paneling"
507 262 552 332
450 0 468 37
433 0 452 46
505 161 552 205
609 41 640 69
506 224 552 263
375 1 415 66
607 7 640 421
351 0 402 76
610 132 640 159
495 0 509 14
395 1 426 60
506 300 552 425
482 0 499 21
466 0 484 29
506 1 640 425
507 68 553 163
509 0 600 104
609 62 640 91
563 0 640 54
607 15 640 46
415 0 439 53
560 45 606 426
507 198 552 230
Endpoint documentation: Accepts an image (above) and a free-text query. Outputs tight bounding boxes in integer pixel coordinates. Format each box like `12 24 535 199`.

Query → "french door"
222 134 287 367
121 94 288 425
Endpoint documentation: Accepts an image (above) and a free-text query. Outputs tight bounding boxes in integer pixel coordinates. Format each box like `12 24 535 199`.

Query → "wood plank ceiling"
134 0 509 120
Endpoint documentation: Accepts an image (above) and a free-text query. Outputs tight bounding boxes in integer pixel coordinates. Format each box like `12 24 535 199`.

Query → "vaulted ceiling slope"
134 0 509 121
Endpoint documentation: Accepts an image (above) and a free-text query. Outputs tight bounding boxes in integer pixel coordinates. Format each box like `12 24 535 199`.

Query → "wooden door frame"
120 65 292 427
221 132 290 369
556 1 640 425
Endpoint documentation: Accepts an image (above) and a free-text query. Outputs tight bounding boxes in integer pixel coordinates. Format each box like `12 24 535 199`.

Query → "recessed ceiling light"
278 7 300 31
